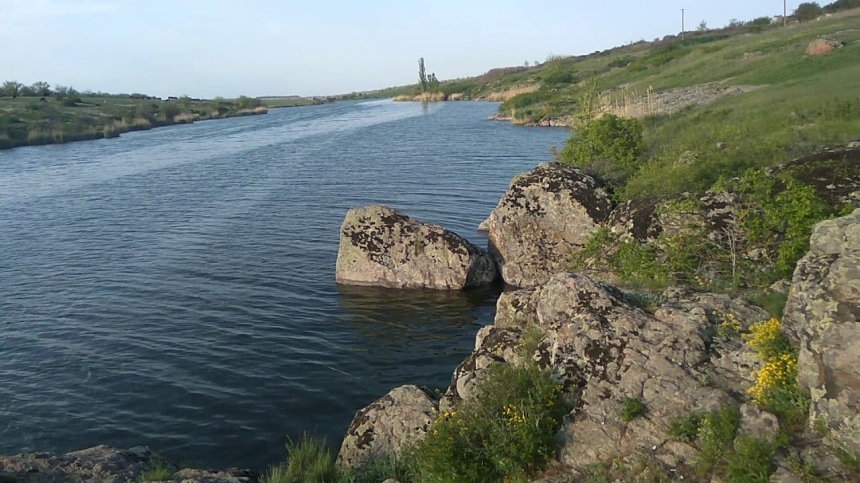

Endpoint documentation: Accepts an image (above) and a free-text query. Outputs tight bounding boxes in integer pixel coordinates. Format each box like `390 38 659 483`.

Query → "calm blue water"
0 100 568 470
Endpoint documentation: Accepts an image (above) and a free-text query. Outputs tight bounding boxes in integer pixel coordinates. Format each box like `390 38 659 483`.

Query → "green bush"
559 114 644 188
620 398 646 422
696 406 741 476
628 45 692 72
409 361 567 483
500 90 554 112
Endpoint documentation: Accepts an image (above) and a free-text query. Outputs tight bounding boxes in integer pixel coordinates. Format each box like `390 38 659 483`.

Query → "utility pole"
681 8 685 40
784 0 787 26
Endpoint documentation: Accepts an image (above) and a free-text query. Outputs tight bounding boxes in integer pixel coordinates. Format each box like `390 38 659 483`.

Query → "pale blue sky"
1 0 802 98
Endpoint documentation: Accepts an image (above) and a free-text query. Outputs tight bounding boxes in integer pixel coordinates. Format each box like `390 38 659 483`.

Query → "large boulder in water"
335 205 498 289
485 163 613 287
337 385 439 470
783 209 860 455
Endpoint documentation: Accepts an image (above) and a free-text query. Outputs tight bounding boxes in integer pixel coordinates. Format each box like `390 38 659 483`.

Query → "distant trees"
235 96 262 109
794 2 824 21
418 57 428 93
697 20 708 31
2 80 24 98
31 82 51 96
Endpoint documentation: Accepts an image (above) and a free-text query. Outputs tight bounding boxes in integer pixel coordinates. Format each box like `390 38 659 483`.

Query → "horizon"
2 0 806 99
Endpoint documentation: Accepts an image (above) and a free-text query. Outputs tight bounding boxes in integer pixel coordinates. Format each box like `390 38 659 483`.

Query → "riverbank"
0 96 269 151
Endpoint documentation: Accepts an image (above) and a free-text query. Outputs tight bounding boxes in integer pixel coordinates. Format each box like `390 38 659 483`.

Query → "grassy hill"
368 8 860 202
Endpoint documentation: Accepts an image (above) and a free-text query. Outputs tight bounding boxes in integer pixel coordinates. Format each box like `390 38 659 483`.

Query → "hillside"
368 8 860 203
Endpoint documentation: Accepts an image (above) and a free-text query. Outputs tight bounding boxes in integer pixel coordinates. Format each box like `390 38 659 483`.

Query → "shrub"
160 102 181 121
409 361 567 483
559 114 644 188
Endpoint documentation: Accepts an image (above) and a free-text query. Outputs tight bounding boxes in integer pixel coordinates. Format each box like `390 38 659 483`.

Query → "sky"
0 0 806 98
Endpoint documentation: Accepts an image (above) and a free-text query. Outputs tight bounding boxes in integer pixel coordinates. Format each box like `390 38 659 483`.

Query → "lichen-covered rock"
806 38 845 56
768 147 860 209
335 205 497 289
337 385 438 470
494 287 541 328
783 209 860 456
446 325 524 401
606 197 662 242
485 163 613 287
0 446 255 483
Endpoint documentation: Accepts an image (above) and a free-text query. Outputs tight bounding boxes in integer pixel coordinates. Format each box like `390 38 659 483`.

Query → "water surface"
0 100 568 470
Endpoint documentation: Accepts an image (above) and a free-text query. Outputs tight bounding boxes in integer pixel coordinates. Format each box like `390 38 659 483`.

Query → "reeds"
484 84 540 102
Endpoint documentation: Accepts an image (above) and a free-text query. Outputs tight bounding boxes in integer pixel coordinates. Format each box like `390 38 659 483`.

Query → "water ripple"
0 100 568 470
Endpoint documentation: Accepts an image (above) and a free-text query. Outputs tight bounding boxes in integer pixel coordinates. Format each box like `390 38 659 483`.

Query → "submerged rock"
484 163 613 287
784 209 860 455
337 385 438 471
335 205 497 289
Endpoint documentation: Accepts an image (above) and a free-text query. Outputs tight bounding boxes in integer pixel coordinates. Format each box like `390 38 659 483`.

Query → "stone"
848 141 860 148
739 403 780 443
485 162 613 287
675 150 698 167
717 141 728 151
783 209 860 456
768 147 860 208
477 216 491 232
335 205 497 289
337 385 439 470
0 446 256 483
606 197 662 242
806 38 845 56
494 287 541 328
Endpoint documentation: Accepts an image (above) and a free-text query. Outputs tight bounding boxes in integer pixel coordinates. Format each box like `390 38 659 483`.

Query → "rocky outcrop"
0 445 256 483
335 205 497 289
442 273 775 473
337 385 439 471
783 209 860 455
484 163 613 287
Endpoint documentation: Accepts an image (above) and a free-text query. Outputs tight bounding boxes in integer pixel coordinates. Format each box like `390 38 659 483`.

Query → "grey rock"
0 446 255 483
739 403 780 443
783 209 860 456
848 140 860 148
486 163 613 287
494 287 541 328
337 385 439 470
606 197 662 242
335 205 497 289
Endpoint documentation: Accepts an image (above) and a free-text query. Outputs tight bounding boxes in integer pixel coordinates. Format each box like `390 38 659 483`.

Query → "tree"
418 58 428 93
697 20 708 31
235 95 262 109
794 2 823 21
524 60 530 68
2 80 24 98
18 85 35 97
31 81 51 96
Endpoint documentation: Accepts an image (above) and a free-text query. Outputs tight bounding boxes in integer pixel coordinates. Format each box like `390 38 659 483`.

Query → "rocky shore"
3 145 859 482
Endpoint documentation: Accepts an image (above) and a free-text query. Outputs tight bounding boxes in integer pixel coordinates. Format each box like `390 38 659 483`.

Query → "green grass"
0 94 267 150
666 412 706 442
138 459 175 482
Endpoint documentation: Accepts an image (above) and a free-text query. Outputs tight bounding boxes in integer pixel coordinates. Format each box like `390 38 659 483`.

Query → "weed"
138 459 174 482
744 290 789 319
261 434 337 483
723 435 775 483
786 451 825 482
834 447 860 473
620 398 646 422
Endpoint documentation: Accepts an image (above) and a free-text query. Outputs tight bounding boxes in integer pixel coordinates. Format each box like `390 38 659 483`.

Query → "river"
0 100 569 470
